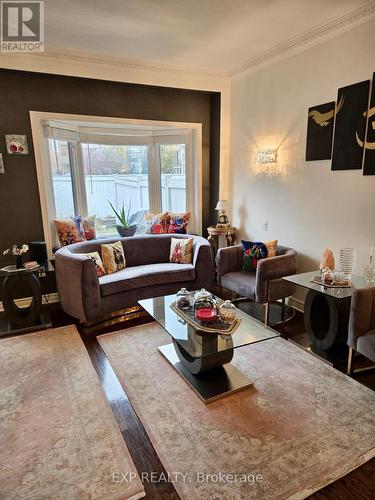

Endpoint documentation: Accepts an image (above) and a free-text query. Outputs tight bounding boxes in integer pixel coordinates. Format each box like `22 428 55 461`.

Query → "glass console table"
283 271 366 364
139 293 279 403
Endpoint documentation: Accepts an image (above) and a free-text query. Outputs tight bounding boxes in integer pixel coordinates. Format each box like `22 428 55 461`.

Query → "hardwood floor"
49 306 375 498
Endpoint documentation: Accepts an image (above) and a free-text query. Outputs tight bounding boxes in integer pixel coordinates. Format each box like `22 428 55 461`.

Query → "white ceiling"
45 0 374 75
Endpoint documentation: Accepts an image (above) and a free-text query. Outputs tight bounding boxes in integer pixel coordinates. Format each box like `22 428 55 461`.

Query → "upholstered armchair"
216 245 297 324
347 287 375 374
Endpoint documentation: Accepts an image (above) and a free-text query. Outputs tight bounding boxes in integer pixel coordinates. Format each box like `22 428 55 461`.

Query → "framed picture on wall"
305 101 336 161
5 134 29 155
363 72 375 175
331 80 370 170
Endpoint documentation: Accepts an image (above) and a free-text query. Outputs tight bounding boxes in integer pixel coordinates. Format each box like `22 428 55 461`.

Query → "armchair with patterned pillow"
216 244 297 324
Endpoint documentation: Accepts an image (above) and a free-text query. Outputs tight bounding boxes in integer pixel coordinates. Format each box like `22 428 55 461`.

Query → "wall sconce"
254 148 280 176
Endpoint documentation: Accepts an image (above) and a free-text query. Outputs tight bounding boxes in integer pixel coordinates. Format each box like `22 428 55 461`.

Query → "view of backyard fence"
53 174 186 219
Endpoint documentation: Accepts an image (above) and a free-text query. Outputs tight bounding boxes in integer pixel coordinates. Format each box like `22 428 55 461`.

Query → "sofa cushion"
221 271 256 300
99 263 195 297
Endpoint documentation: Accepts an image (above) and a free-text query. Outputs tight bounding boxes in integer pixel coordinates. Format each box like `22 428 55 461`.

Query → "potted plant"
108 201 146 237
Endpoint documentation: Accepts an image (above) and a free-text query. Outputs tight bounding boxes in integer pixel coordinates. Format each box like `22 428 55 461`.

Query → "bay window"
31 114 201 254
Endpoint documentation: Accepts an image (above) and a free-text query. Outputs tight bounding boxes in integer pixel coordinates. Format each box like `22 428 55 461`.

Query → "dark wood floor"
47 303 375 500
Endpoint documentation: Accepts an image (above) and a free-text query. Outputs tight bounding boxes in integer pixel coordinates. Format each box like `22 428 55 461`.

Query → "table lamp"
215 200 229 227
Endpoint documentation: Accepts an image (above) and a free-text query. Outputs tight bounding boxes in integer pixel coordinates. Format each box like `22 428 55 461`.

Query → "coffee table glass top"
139 294 279 359
283 271 366 299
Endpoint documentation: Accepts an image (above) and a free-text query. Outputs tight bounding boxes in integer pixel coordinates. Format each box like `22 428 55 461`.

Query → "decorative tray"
170 301 240 335
310 276 351 288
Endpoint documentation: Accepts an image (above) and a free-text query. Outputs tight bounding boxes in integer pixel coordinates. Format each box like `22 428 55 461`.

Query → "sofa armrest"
216 245 243 283
348 288 375 349
192 237 214 291
255 250 297 303
55 250 101 322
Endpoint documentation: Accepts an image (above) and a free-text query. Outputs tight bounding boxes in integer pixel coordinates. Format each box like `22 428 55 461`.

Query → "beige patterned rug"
0 325 144 500
99 323 375 500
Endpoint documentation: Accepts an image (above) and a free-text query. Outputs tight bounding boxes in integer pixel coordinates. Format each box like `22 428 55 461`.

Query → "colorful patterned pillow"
265 240 278 258
145 212 170 234
82 215 96 240
242 240 268 271
53 219 85 247
71 215 97 241
169 237 193 264
168 212 190 234
70 216 85 239
85 251 106 277
101 241 126 274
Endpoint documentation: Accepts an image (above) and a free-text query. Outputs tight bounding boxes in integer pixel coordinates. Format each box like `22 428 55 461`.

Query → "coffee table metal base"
158 343 253 404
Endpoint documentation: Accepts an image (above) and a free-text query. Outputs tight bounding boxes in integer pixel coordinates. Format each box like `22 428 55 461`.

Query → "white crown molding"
1 3 373 83
0 45 229 80
232 1 375 77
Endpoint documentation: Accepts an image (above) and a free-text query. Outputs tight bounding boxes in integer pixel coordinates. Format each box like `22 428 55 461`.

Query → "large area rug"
99 323 375 500
0 325 144 500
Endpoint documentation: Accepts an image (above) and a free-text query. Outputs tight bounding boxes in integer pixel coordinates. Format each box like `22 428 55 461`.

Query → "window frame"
30 111 202 257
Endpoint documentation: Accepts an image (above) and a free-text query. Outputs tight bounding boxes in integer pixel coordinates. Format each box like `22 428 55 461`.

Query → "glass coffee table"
139 294 279 403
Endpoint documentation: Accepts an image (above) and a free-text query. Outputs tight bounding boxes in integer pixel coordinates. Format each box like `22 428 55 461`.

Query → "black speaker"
29 241 47 265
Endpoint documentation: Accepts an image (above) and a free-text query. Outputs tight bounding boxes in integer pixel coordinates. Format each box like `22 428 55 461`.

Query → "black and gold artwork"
305 100 339 161
363 74 375 175
331 80 370 171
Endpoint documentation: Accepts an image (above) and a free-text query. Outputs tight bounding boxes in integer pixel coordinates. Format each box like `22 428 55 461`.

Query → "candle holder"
193 289 218 323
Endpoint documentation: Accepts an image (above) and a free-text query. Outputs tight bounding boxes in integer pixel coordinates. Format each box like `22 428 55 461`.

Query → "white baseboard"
0 293 60 313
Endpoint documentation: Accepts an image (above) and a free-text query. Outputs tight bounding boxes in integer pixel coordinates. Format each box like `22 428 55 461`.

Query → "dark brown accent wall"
0 69 220 285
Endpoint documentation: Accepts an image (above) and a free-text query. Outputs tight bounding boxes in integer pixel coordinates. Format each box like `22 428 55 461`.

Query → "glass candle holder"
176 288 191 310
194 289 218 323
219 300 236 324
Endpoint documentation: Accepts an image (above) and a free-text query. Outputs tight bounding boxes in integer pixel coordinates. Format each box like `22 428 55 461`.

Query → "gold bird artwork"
309 95 345 127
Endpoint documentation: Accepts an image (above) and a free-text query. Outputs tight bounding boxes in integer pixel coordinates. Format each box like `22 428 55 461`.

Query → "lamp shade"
215 200 228 211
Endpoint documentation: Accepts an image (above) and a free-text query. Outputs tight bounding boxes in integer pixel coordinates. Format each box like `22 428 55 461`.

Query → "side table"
0 263 53 337
207 226 237 264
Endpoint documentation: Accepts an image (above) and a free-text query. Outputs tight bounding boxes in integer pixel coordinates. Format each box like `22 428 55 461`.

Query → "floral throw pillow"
82 215 96 240
265 239 278 258
85 251 106 277
101 241 126 275
169 237 193 264
242 240 268 271
54 219 85 247
168 212 190 234
145 212 170 234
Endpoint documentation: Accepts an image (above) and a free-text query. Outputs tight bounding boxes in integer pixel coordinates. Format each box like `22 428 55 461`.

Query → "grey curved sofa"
55 234 213 322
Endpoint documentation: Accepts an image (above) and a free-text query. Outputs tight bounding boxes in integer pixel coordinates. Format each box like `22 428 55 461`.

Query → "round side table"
207 226 237 264
0 265 43 326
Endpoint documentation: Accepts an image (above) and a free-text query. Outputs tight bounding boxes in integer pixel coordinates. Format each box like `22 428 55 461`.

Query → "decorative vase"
116 225 137 237
339 247 356 280
15 255 23 269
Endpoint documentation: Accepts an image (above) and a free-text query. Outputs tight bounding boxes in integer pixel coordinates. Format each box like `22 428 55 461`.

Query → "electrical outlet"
263 220 268 231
